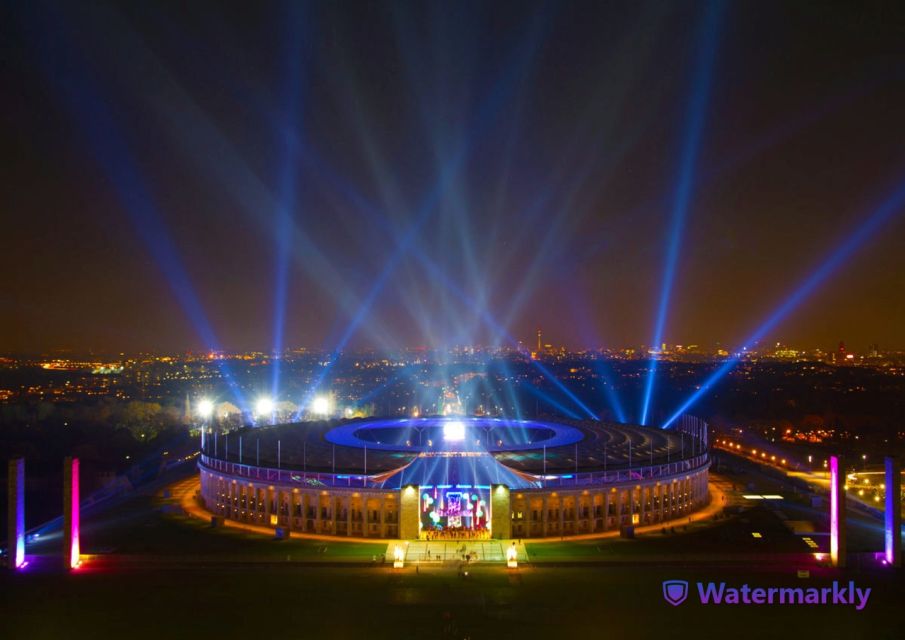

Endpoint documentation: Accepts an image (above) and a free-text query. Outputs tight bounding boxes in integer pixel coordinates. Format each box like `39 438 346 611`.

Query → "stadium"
198 416 710 539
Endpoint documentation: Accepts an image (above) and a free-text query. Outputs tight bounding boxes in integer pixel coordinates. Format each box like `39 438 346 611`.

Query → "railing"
532 453 710 488
200 451 709 491
200 455 377 488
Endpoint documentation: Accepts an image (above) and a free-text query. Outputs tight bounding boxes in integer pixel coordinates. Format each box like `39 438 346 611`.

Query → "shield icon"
662 580 689 606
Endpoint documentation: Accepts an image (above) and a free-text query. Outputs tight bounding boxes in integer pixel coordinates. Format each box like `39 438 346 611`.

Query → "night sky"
3 1 905 354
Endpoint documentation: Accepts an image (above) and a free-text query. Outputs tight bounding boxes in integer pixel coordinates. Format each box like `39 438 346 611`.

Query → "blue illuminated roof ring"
325 417 584 453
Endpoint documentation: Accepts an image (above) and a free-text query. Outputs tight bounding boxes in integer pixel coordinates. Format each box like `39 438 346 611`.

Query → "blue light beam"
271 2 307 398
662 177 905 428
640 0 725 426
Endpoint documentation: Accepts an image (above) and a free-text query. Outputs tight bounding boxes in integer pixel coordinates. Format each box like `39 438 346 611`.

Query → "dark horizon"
3 1 905 355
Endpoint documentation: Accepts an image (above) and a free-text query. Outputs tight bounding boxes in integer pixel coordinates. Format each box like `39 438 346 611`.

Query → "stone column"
327 496 334 535
660 483 666 520
491 484 511 539
603 491 610 531
541 496 549 537
345 495 352 537
314 492 322 533
558 495 565 535
399 485 420 539
361 496 368 538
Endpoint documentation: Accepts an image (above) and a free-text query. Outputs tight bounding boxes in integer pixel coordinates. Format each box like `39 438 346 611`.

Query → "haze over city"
3 1 905 354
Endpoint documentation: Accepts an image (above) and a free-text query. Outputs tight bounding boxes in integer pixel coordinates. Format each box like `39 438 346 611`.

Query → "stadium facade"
198 416 710 539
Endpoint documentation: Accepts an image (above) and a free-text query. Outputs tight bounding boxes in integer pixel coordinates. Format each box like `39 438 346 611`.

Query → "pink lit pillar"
885 457 901 567
7 458 25 569
63 457 80 569
829 455 846 568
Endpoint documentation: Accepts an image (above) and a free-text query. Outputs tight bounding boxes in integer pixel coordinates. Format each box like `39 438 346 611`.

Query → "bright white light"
255 397 274 417
197 398 214 419
507 545 518 568
311 396 331 415
443 420 465 442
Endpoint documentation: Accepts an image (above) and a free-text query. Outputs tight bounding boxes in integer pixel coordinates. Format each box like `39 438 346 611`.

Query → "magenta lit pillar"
7 458 25 569
829 455 846 568
63 457 80 569
885 457 901 567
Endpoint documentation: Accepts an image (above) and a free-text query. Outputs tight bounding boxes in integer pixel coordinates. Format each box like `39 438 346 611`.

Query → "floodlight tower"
197 398 214 452
255 397 274 426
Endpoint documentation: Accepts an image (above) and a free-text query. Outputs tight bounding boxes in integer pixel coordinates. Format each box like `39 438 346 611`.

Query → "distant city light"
197 398 214 419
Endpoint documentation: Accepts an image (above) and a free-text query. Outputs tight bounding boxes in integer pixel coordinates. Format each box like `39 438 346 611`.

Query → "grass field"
4 469 902 639
4 559 903 639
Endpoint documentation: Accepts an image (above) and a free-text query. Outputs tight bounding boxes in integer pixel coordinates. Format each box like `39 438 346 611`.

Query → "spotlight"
444 420 465 442
255 397 274 417
311 396 331 416
197 398 214 419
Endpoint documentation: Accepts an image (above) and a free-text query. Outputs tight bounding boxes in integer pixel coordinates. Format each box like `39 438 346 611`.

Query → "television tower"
537 329 542 353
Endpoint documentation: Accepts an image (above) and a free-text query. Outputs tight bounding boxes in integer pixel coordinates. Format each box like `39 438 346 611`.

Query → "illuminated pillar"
829 455 846 568
7 458 25 569
491 484 511 540
344 495 351 536
330 495 336 536
541 495 549 537
603 491 610 531
885 457 901 567
63 457 80 569
313 492 321 532
399 485 420 539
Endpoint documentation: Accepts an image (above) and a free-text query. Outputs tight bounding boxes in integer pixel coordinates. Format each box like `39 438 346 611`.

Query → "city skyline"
2 334 903 359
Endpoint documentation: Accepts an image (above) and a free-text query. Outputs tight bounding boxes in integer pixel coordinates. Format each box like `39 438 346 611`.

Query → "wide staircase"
385 540 528 564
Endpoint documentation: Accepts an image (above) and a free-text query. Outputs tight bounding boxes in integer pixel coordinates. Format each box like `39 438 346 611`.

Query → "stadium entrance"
420 485 491 540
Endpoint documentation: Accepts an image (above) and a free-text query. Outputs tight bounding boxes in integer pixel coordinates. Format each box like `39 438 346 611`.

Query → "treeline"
0 398 189 440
